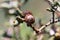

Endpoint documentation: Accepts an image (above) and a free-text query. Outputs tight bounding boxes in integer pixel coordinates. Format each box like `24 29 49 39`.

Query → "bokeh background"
0 0 59 40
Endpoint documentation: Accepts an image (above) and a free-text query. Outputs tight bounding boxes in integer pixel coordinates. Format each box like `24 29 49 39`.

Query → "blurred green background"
0 0 58 40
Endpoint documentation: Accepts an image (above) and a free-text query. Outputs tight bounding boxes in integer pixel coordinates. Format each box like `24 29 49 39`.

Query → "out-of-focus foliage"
0 0 60 40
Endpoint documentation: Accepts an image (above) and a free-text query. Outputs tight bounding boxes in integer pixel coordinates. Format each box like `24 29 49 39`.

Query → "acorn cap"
23 10 32 16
